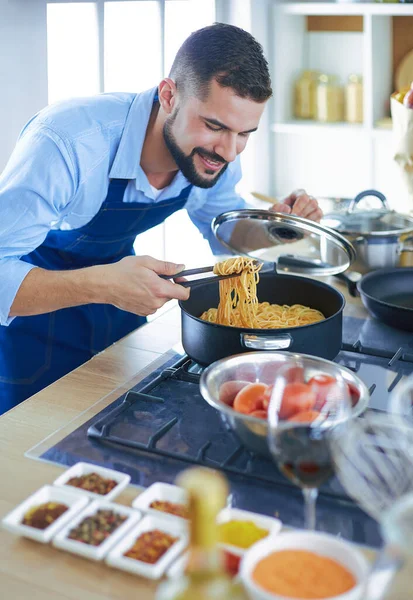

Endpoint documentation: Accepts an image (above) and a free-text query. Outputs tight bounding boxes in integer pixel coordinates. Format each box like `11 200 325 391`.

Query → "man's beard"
163 110 229 189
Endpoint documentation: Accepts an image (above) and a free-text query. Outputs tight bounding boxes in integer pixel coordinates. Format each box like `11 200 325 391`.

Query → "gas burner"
36 315 413 548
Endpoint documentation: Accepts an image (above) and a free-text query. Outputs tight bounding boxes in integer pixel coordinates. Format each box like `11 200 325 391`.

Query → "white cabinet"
268 2 413 210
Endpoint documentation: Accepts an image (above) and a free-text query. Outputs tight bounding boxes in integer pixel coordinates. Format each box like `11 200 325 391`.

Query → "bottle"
315 74 344 123
294 70 320 119
155 467 248 600
403 82 413 109
345 74 363 123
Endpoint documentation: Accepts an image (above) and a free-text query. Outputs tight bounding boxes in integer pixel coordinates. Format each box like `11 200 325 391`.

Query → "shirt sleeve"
185 156 249 254
0 125 77 325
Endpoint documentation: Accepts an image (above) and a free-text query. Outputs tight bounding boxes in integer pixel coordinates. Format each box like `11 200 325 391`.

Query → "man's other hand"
270 189 323 222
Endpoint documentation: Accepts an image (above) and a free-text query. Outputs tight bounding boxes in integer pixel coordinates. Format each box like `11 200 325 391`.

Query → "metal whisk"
331 413 413 600
331 413 413 521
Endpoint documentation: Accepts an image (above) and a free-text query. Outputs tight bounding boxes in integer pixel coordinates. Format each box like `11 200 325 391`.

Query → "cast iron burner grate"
87 339 413 508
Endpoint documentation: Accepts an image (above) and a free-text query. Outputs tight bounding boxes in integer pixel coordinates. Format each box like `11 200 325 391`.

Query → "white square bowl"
217 507 282 558
1 484 89 543
52 500 142 561
166 551 189 578
105 514 189 579
53 462 131 501
131 482 188 521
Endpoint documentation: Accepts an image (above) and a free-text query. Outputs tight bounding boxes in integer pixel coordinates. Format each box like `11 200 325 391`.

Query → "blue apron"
0 178 191 414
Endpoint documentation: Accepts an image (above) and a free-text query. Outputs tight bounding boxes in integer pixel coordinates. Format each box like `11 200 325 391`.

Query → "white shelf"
271 121 367 134
279 2 413 17
372 126 393 138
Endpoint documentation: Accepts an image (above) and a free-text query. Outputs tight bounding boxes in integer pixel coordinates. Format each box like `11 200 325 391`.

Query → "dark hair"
169 22 272 103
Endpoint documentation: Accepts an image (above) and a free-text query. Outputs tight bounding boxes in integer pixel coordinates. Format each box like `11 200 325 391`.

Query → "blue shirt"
0 87 247 326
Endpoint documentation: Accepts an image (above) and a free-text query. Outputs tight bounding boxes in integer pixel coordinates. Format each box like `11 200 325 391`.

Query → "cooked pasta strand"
200 257 325 329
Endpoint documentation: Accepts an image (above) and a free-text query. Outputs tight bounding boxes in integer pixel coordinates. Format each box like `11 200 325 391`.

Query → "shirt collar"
109 86 191 197
109 86 157 183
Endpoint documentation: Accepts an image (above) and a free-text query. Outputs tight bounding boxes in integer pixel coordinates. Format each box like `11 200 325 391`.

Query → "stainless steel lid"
321 189 413 236
212 208 356 276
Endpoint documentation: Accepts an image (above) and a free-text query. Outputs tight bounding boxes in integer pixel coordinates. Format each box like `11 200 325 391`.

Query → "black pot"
179 272 345 366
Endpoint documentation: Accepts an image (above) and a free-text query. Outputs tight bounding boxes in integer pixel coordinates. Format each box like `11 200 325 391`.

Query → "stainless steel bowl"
199 351 370 458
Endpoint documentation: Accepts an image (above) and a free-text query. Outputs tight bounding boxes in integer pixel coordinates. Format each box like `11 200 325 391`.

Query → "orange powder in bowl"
252 549 356 599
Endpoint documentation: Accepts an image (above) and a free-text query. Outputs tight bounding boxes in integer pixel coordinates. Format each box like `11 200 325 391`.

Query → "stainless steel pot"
321 189 413 274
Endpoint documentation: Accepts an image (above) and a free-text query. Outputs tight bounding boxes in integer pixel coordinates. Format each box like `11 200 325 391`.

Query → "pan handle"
334 271 362 297
241 333 292 350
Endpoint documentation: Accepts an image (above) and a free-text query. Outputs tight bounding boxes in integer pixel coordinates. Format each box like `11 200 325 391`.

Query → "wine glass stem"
303 488 318 530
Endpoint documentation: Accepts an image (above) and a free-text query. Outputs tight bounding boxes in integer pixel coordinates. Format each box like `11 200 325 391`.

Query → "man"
0 23 322 414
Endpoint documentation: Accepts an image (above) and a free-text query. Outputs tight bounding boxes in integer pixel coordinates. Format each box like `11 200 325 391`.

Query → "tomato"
346 382 360 407
279 382 316 420
288 409 321 423
249 409 268 420
219 380 249 407
233 382 269 415
222 549 241 576
308 373 336 387
262 384 273 410
308 373 336 407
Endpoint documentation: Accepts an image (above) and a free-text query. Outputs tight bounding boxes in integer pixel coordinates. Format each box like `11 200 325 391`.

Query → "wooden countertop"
0 280 411 599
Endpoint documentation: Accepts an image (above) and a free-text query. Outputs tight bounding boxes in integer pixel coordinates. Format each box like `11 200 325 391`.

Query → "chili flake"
124 529 178 564
149 500 189 519
66 472 117 495
22 502 68 530
68 509 127 546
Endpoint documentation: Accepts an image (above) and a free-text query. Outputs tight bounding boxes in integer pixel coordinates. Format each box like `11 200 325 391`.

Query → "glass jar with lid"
293 70 320 119
315 74 344 123
345 74 363 124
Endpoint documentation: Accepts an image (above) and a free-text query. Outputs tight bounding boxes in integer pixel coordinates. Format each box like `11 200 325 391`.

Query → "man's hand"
270 189 323 222
99 255 190 316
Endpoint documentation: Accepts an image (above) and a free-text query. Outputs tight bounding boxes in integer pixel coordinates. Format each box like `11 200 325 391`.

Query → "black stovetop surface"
38 316 413 548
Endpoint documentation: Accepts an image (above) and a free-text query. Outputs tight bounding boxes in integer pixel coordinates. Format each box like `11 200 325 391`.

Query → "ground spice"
124 529 178 564
67 509 127 546
218 519 269 549
22 502 68 529
253 549 356 599
66 472 117 495
149 500 189 519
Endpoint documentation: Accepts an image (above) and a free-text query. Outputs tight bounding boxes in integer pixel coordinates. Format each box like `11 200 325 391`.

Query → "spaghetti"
199 257 325 329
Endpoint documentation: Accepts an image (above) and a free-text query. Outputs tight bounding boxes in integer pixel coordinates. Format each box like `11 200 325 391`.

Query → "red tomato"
219 381 250 407
222 549 241 577
288 409 321 423
308 373 336 407
262 384 273 410
346 382 360 407
249 409 268 420
233 383 269 415
279 383 316 420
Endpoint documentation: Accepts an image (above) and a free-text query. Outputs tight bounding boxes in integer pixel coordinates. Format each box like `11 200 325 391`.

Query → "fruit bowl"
199 351 369 458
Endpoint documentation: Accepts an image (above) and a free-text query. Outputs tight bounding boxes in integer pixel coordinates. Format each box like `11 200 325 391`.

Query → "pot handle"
241 333 292 350
347 189 390 214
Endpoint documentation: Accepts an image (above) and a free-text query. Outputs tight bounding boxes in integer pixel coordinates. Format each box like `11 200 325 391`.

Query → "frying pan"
341 267 413 332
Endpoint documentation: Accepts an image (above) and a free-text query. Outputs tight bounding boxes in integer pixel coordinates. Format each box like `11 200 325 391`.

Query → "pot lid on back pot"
321 189 413 237
212 208 356 277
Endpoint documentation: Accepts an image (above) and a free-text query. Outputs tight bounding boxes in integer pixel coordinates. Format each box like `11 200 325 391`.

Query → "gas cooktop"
28 315 413 549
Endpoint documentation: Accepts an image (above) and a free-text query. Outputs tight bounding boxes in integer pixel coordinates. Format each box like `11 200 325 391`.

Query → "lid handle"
347 189 390 214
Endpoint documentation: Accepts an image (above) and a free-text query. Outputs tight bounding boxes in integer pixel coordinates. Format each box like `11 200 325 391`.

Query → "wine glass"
267 357 352 530
390 373 413 428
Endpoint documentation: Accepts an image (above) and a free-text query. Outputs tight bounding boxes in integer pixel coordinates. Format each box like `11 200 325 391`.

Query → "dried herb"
68 509 127 546
22 502 68 529
124 529 178 564
66 472 117 495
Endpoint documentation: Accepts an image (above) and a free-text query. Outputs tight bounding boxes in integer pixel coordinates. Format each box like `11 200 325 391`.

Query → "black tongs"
160 261 262 287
